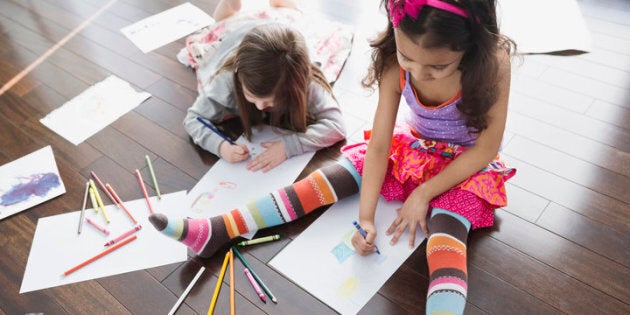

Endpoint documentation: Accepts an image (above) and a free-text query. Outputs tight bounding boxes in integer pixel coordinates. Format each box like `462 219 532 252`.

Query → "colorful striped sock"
426 208 471 315
149 158 361 258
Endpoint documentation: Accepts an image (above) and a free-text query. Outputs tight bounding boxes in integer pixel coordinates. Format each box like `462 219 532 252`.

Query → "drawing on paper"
191 181 237 212
0 173 61 207
120 3 214 53
336 277 359 298
0 146 66 221
331 229 356 263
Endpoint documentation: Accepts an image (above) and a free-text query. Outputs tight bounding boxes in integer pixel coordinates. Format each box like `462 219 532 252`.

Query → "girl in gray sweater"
183 0 345 172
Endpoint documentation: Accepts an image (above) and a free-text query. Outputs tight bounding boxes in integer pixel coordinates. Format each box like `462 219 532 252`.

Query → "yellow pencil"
230 249 235 315
208 251 230 315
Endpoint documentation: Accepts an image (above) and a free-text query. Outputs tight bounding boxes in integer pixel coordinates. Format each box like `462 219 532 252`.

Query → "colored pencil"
237 234 280 246
145 155 162 199
197 116 235 145
135 169 154 214
230 249 235 315
105 183 138 224
231 246 277 303
208 251 231 314
167 266 206 315
78 181 89 234
90 170 119 208
63 234 136 276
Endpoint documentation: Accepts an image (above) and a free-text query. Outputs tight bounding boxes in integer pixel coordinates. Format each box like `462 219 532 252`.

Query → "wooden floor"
1 0 629 314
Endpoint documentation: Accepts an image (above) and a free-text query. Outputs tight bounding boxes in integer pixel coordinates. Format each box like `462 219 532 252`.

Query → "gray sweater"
183 20 345 159
184 73 345 158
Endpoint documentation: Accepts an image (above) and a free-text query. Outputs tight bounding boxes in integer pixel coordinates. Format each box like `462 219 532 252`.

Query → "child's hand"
386 190 429 248
246 141 287 172
219 141 250 163
351 221 378 256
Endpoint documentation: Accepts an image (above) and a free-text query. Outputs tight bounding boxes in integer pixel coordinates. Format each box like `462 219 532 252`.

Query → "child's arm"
352 64 402 255
387 51 512 247
183 72 243 158
278 82 346 158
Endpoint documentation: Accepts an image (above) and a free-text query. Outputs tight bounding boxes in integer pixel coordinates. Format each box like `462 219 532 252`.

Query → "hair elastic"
388 0 469 27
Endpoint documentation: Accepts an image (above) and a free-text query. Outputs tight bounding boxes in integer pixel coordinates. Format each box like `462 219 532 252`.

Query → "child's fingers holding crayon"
220 141 250 162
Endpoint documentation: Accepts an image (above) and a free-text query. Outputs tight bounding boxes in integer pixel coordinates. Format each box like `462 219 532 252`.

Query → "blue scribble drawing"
330 229 357 263
0 173 61 206
331 242 355 263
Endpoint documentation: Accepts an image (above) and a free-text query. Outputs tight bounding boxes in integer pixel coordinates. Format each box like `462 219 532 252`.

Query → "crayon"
244 268 266 303
86 217 110 235
104 224 142 247
353 220 381 255
232 246 277 303
237 234 280 247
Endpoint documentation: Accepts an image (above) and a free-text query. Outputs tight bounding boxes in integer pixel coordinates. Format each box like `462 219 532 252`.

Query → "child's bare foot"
213 0 243 21
269 0 297 9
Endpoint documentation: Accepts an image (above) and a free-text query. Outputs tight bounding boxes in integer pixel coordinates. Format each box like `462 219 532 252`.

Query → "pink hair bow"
388 0 469 27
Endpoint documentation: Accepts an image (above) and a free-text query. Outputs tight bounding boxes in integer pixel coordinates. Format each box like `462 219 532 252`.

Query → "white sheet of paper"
185 125 315 239
0 146 66 220
40 75 151 145
121 2 215 53
20 191 188 293
498 0 591 53
269 195 425 315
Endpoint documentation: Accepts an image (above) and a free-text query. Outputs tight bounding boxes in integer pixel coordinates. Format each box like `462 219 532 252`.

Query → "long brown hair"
364 0 516 133
220 23 334 140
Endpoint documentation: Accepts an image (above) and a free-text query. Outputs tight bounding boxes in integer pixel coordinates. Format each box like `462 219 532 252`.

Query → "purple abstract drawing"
0 173 61 206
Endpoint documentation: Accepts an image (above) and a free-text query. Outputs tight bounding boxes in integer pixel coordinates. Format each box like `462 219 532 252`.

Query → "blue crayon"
353 220 381 255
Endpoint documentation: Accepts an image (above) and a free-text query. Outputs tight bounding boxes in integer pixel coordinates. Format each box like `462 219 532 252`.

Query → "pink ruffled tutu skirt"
341 129 516 229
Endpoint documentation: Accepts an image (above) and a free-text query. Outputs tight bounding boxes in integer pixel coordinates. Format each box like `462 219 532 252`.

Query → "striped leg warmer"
426 208 472 315
149 158 361 258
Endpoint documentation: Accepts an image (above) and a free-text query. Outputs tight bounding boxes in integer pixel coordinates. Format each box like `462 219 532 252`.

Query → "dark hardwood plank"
506 112 630 178
537 202 630 267
489 211 630 304
505 136 630 203
470 229 630 314
505 155 630 233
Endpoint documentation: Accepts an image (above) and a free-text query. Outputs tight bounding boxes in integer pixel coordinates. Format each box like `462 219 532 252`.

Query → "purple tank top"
401 70 476 147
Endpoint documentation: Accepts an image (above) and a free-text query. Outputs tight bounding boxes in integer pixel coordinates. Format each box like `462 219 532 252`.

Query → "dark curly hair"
363 0 515 133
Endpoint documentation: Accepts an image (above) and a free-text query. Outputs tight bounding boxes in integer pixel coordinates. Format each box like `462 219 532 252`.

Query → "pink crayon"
85 217 110 235
105 224 142 247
